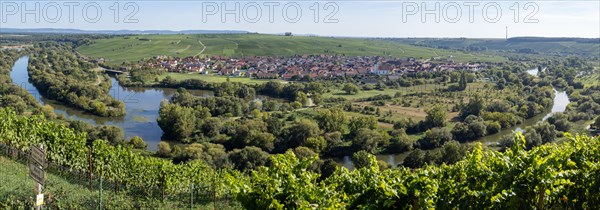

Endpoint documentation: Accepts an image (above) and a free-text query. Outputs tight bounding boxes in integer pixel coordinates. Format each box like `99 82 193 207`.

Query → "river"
335 68 571 170
10 56 213 150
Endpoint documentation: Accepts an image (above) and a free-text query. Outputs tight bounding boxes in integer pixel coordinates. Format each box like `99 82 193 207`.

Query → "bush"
128 136 147 149
157 141 171 157
419 128 453 149
486 121 501 134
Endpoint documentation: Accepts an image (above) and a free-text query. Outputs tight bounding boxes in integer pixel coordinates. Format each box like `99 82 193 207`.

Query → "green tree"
352 150 373 169
316 108 348 133
348 116 378 135
402 149 425 168
343 83 360 95
292 146 317 159
440 140 467 164
457 71 467 91
547 113 571 132
157 101 198 142
286 119 321 149
128 136 147 149
228 146 271 171
157 141 171 157
351 128 387 153
593 116 600 129
424 105 448 129
419 128 453 149
460 96 485 120
311 93 323 106
305 136 327 153
295 91 309 107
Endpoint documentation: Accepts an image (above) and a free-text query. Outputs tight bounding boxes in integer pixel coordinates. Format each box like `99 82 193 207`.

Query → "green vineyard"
1 108 599 209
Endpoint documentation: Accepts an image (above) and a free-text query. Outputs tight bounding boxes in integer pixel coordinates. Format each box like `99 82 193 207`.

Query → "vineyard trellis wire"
0 108 240 209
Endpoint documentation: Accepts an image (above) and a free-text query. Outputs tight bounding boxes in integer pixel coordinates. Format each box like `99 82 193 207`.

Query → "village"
117 54 494 80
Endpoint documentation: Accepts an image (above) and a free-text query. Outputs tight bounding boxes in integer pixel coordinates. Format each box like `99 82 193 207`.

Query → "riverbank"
10 56 213 151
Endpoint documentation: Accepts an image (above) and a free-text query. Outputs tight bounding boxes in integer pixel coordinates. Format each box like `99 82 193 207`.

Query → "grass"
0 155 239 209
577 69 600 87
76 34 507 65
319 81 515 131
153 72 286 84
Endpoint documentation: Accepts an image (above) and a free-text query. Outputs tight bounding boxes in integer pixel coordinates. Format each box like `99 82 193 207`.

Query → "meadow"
153 72 285 84
76 34 506 65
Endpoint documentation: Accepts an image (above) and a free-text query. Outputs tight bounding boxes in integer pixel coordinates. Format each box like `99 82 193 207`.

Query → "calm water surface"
10 56 212 150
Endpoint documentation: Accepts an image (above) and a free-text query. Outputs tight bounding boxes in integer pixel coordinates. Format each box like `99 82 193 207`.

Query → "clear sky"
1 1 599 38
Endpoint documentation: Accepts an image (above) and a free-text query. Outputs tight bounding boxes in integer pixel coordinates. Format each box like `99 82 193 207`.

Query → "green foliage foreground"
236 134 600 209
1 108 599 209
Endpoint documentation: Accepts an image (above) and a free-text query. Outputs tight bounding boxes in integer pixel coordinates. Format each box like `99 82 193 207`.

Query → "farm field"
76 34 507 65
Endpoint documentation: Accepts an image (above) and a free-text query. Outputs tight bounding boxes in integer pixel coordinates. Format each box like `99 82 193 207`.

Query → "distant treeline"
508 37 600 43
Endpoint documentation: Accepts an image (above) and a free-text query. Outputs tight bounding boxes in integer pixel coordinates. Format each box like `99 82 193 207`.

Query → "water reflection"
10 56 213 151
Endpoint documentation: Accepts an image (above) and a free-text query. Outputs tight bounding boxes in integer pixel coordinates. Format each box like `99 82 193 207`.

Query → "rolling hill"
75 34 506 65
387 37 600 57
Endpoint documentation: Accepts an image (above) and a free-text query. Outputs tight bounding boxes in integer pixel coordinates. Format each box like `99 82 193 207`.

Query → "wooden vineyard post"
29 144 46 210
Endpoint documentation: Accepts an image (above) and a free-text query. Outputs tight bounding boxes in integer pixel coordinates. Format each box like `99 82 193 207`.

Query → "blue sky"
1 1 599 38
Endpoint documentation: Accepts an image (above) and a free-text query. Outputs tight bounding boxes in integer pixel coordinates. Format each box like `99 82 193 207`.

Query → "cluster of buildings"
138 55 492 80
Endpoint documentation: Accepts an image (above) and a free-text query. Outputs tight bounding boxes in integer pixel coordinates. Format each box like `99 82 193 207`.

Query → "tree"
292 146 317 159
128 136 147 149
460 96 484 120
295 91 309 107
352 150 373 169
418 128 453 149
305 136 327 153
496 78 506 90
524 128 543 149
311 94 323 106
452 116 487 142
486 121 501 134
157 101 198 142
440 140 467 164
157 141 171 157
348 116 378 135
228 146 271 171
402 149 425 168
593 116 600 129
532 121 556 144
291 101 303 109
547 113 571 132
351 128 387 153
316 108 348 133
424 105 448 129
457 71 467 91
286 119 321 149
246 132 276 152
343 83 360 95
388 129 413 153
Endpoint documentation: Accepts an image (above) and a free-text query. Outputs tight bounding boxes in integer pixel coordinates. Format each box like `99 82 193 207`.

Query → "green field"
154 72 286 84
76 34 507 65
390 37 600 57
577 67 600 87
